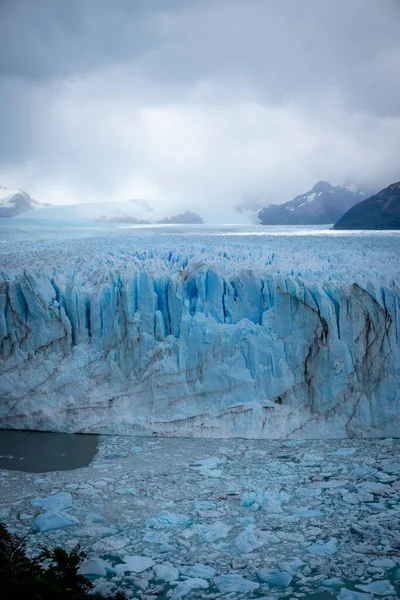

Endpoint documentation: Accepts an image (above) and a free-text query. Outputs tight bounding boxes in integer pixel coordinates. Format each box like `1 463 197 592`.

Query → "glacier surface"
0 226 399 438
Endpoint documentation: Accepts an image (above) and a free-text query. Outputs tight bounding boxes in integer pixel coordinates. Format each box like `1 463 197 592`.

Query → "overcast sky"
0 0 399 211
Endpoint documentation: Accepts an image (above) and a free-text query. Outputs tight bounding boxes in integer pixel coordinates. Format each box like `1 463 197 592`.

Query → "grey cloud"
0 0 399 208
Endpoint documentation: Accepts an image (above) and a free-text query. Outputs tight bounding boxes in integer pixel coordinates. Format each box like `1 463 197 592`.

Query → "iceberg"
31 492 73 511
214 574 260 593
34 510 79 532
1 232 399 438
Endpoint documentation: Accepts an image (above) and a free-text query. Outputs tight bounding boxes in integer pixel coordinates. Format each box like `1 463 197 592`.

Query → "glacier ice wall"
1 250 399 438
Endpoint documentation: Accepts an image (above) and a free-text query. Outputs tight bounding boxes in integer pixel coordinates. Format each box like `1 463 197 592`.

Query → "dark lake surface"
0 430 98 472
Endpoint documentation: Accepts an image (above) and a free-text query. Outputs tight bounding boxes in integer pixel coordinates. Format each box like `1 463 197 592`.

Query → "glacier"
0 227 399 438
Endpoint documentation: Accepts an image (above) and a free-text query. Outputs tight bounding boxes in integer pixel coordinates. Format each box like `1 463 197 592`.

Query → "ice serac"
0 264 399 438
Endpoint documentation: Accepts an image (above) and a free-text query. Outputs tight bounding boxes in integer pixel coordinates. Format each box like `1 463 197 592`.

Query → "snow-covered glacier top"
1 226 399 287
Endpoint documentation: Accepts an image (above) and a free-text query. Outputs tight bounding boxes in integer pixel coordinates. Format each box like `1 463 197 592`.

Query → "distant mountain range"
0 187 49 217
333 181 400 230
0 189 204 224
1 181 398 228
258 181 375 225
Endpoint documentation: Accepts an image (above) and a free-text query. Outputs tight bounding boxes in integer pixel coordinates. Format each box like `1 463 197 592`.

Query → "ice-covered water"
1 435 399 598
1 222 400 438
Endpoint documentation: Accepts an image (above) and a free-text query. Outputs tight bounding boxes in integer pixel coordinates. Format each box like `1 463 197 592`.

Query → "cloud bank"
0 0 399 211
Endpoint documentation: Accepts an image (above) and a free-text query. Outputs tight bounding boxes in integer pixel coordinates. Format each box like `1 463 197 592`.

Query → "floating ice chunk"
31 492 73 511
310 480 349 489
257 570 293 587
351 466 377 476
34 511 79 532
153 563 179 582
241 491 259 507
382 462 400 474
85 512 106 523
92 537 127 552
195 500 217 510
355 580 396 596
309 537 338 556
19 513 34 520
115 487 138 495
371 559 396 569
281 558 306 572
292 506 325 518
321 578 345 587
214 574 260 593
182 564 216 579
331 448 356 456
167 578 209 598
241 489 289 513
357 481 392 494
143 530 170 545
296 487 322 498
146 510 192 529
191 457 225 476
91 579 116 597
197 521 230 543
122 555 155 573
234 525 265 553
277 531 305 542
338 589 373 600
79 558 113 578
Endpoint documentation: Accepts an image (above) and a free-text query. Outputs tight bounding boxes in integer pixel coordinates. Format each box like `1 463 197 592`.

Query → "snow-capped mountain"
0 186 48 217
258 181 374 225
334 181 400 230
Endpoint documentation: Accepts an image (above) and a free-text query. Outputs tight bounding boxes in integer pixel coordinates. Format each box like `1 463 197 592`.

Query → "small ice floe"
214 574 259 593
120 555 155 574
181 564 216 579
19 513 34 520
234 525 266 553
153 563 179 582
190 457 225 477
167 578 209 598
338 589 373 600
34 511 79 532
292 506 325 518
146 510 192 529
31 492 73 511
257 569 293 587
79 558 115 578
355 580 396 596
240 489 289 513
331 448 357 457
197 521 230 543
309 537 338 556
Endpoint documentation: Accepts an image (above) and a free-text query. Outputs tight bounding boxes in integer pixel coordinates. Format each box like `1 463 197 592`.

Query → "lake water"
0 430 98 472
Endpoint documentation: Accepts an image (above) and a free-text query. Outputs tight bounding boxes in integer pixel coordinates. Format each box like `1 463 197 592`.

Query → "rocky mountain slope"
258 182 372 225
0 187 48 217
334 181 400 230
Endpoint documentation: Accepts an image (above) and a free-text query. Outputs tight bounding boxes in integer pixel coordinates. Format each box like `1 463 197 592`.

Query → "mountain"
157 210 203 224
20 199 205 225
0 186 49 217
333 182 400 230
258 181 373 225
